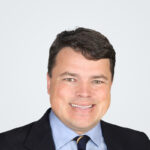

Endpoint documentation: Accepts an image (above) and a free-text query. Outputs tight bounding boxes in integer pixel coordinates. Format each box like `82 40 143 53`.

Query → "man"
0 27 149 150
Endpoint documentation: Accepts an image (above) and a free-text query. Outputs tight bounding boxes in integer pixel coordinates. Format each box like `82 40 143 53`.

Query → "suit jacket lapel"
101 120 124 150
24 108 55 150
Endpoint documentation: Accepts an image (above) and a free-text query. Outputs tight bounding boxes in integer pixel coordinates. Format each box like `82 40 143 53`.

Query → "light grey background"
0 0 149 137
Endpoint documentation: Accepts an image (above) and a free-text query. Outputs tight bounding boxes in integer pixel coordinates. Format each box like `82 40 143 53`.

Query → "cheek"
59 84 74 98
94 86 111 101
51 83 75 104
95 87 111 116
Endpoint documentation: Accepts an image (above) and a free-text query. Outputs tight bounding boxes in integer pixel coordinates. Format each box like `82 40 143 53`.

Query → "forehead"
52 47 111 77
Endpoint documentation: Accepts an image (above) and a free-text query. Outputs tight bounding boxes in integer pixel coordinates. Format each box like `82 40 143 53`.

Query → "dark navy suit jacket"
0 108 150 150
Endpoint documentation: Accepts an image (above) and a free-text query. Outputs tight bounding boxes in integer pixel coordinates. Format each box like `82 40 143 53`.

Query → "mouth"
70 103 95 110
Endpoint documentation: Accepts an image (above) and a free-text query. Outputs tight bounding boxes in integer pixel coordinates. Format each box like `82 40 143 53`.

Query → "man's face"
47 47 112 134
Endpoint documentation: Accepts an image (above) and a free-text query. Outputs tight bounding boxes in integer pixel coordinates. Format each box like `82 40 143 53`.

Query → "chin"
72 120 98 130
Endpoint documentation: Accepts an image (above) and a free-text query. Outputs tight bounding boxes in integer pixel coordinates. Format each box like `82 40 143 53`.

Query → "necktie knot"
73 135 90 150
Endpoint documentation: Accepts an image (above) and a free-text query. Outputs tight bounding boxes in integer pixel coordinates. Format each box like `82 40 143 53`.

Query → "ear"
47 73 51 94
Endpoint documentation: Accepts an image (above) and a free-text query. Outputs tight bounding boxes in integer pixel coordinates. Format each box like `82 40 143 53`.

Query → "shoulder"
101 120 150 149
101 120 149 137
0 108 52 150
0 122 35 149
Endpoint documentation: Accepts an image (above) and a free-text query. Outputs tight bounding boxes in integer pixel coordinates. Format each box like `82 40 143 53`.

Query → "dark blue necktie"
74 135 90 150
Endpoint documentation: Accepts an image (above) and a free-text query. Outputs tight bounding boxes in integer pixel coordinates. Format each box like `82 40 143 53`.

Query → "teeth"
71 104 92 109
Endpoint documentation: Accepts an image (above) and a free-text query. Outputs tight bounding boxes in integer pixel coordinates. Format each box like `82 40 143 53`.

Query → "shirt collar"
85 122 103 147
50 110 78 149
49 110 104 149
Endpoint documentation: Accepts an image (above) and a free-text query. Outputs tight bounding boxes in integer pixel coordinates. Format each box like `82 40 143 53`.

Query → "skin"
47 47 112 135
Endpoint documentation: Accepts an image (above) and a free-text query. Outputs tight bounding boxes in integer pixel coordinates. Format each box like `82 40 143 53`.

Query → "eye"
92 80 104 84
63 78 76 82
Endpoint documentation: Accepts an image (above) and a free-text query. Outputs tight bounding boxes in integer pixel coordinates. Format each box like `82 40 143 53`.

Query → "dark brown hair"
48 27 116 80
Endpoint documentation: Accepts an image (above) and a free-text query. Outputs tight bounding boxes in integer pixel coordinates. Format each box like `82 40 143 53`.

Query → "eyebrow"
91 75 108 80
59 72 79 77
59 72 108 80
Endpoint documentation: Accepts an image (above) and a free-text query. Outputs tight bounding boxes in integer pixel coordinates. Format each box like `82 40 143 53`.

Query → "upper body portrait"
0 27 149 150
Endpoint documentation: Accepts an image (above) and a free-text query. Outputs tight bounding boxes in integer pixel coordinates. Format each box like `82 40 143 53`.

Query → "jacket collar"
24 108 55 150
101 120 124 150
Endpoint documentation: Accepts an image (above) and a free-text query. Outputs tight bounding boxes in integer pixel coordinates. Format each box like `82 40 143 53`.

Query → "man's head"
47 27 116 134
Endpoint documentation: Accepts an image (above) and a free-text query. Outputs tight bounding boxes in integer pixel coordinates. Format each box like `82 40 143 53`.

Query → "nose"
76 82 91 98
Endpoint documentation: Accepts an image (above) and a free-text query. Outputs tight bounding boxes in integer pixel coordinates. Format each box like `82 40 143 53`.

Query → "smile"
70 104 93 109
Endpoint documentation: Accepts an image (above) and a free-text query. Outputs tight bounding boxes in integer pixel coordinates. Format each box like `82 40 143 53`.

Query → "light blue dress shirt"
49 110 107 150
